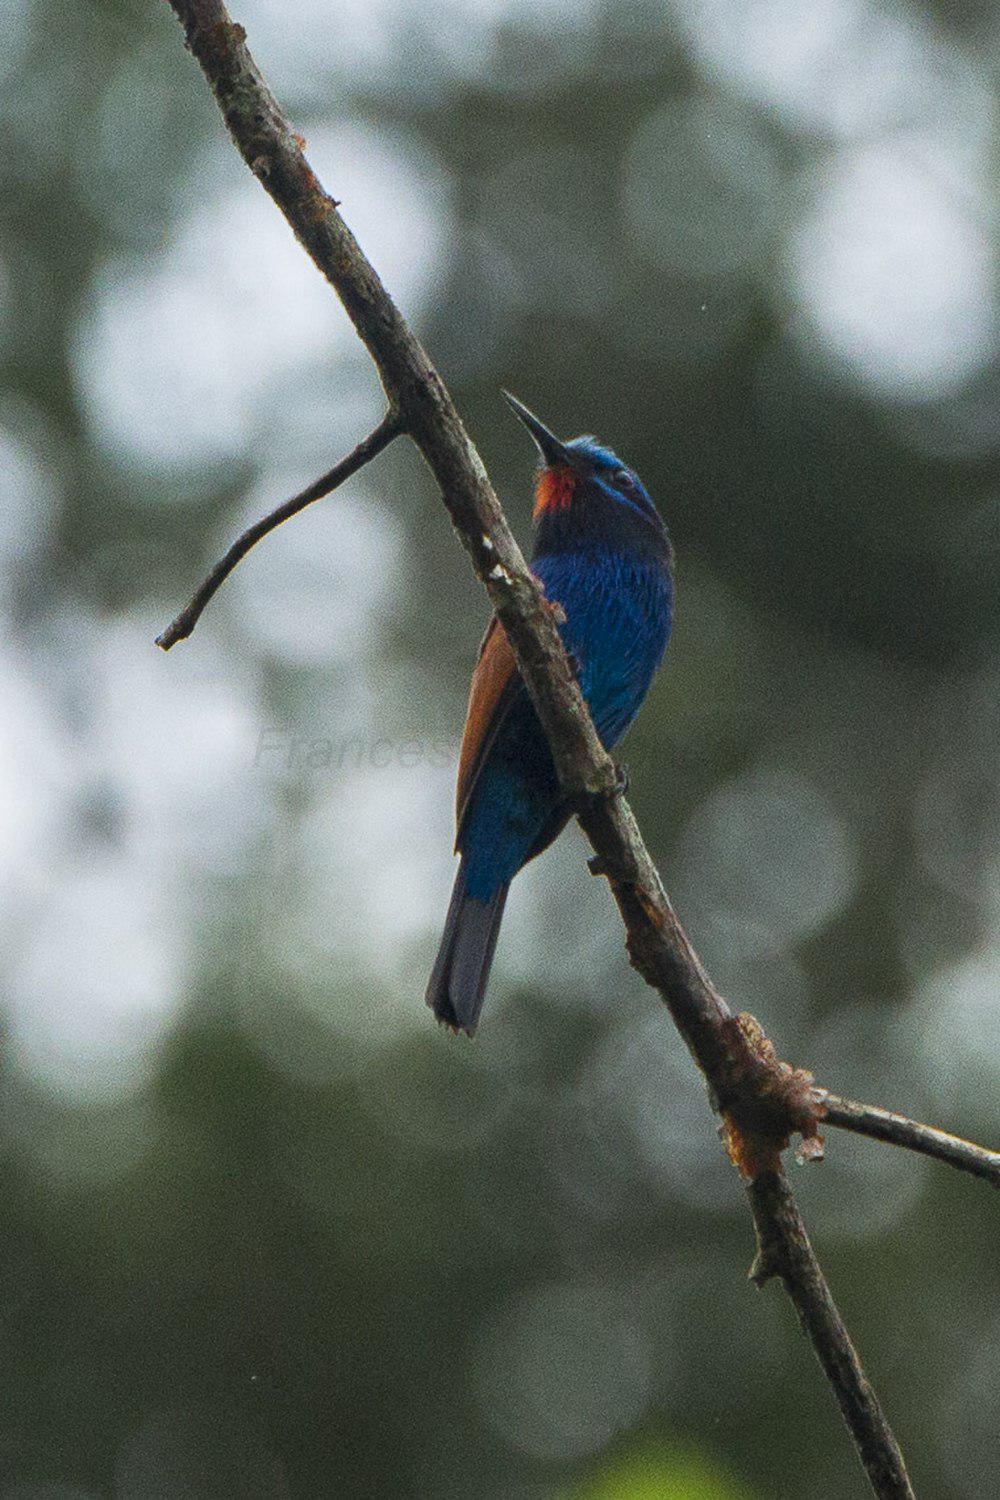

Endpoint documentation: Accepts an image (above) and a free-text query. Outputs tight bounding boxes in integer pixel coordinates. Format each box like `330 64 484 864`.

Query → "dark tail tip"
426 864 508 1037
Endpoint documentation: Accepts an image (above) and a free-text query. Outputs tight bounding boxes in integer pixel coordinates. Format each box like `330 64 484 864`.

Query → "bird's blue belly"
459 548 671 899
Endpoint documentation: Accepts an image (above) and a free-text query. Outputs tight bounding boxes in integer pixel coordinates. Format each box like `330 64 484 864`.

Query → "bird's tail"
426 859 509 1037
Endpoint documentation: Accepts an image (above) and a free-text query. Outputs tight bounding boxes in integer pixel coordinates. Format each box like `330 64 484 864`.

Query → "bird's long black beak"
501 391 570 467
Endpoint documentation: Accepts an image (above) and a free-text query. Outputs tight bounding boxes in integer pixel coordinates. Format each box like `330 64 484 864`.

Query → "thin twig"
748 1171 915 1500
817 1090 1000 1187
163 6 919 1494
156 409 403 649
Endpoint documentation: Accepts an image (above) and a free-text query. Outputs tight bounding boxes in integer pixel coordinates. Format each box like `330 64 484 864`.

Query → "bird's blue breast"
539 547 672 749
459 545 672 899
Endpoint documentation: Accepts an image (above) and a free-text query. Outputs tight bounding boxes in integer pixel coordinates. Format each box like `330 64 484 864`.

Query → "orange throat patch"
533 465 576 519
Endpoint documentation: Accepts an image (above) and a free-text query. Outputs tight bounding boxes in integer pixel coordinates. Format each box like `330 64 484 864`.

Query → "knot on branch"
717 1013 826 1180
571 761 627 819
543 596 567 628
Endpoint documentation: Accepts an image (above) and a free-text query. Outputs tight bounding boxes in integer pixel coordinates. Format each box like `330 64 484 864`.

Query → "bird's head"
502 391 670 560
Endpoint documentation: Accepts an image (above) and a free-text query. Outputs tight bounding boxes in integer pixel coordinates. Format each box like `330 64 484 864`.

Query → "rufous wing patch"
455 616 519 840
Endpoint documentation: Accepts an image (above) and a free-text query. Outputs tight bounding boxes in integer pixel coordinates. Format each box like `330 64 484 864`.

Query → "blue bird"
426 393 674 1034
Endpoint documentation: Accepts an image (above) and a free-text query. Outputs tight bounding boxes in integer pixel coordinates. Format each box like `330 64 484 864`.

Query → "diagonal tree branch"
156 408 404 649
817 1090 1000 1187
162 0 819 1170
161 5 919 1495
747 1171 913 1500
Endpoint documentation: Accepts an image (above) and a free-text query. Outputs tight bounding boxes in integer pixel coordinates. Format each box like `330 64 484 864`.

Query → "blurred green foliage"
566 1447 754 1500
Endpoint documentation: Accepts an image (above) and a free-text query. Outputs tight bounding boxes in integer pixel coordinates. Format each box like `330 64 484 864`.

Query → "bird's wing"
455 614 521 846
